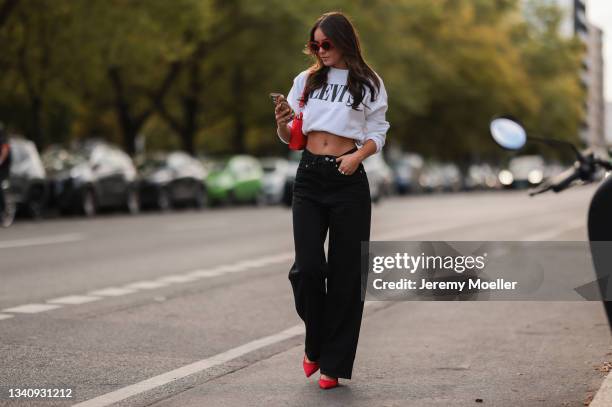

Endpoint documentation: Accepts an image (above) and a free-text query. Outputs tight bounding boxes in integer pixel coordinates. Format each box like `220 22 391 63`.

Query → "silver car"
260 157 290 205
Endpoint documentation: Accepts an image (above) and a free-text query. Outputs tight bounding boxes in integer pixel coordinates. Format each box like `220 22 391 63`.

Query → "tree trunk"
0 0 19 29
180 58 201 155
30 95 43 149
232 65 246 153
108 66 150 156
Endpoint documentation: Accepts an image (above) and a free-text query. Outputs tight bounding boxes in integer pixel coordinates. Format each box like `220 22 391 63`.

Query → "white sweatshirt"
277 67 390 154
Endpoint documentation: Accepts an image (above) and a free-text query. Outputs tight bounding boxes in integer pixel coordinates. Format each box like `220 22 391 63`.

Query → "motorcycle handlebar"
549 166 581 192
529 166 580 196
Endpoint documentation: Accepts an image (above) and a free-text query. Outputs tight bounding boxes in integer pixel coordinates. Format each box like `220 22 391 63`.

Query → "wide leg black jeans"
289 146 371 380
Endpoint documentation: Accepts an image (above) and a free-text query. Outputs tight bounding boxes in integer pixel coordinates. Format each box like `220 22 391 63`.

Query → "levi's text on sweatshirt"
277 67 390 154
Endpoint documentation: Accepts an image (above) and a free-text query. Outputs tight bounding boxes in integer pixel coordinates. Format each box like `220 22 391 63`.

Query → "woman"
274 11 390 390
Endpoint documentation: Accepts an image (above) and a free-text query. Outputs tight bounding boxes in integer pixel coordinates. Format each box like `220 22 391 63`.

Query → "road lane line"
0 314 14 320
72 301 382 407
2 304 63 313
215 263 249 273
0 253 294 323
0 215 585 323
123 281 170 290
155 274 202 284
186 269 225 278
71 324 305 407
87 288 138 297
47 295 102 305
0 233 85 249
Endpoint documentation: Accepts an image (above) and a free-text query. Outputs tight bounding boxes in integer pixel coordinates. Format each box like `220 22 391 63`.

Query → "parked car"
465 163 501 190
136 151 207 210
440 163 463 192
281 150 302 207
418 161 462 193
205 155 264 206
282 149 391 205
392 153 424 194
260 157 290 205
378 156 396 197
419 162 445 193
7 136 48 218
362 153 389 203
498 154 545 189
42 140 140 216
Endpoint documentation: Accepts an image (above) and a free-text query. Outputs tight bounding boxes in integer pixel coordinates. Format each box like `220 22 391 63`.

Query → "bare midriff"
305 130 357 156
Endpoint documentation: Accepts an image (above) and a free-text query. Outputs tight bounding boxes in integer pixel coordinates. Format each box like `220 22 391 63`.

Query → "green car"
205 154 265 206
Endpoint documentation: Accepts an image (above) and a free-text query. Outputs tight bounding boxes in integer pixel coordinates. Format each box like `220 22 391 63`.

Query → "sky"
587 0 611 102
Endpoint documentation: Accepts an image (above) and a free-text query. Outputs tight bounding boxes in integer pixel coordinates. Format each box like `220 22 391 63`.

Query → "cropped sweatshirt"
277 67 390 154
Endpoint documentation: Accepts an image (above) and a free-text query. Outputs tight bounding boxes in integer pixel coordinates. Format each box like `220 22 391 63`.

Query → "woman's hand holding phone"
272 94 294 127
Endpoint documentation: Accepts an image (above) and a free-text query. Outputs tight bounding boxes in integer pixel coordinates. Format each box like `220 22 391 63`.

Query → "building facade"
526 0 607 153
555 0 606 153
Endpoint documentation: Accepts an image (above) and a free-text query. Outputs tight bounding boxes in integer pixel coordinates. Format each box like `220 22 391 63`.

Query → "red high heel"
318 375 339 389
303 355 319 377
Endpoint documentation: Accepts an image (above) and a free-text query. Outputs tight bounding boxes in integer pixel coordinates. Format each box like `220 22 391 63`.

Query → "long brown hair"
300 11 381 111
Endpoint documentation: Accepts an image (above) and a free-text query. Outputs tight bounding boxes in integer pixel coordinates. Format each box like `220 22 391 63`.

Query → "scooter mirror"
489 117 527 151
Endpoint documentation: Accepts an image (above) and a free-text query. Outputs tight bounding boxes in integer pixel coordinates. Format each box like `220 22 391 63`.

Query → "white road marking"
0 216 585 323
0 314 14 320
71 325 304 406
0 233 85 249
0 253 294 323
73 302 381 406
123 281 170 290
155 274 202 284
216 263 249 273
186 269 224 278
87 287 138 297
2 303 62 313
236 254 293 268
259 253 294 263
47 295 102 305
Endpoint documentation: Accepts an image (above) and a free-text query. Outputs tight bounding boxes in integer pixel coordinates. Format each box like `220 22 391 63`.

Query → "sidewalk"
151 300 611 407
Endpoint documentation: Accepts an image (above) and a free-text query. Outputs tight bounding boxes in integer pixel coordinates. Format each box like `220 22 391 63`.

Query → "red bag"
288 74 310 150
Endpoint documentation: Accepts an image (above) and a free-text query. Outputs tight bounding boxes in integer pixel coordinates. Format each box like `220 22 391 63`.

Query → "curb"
590 371 612 406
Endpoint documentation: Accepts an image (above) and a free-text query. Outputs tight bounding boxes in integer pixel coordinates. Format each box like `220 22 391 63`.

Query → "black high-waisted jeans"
288 145 371 380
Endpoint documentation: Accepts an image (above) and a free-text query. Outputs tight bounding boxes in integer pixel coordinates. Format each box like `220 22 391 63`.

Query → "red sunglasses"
308 39 334 53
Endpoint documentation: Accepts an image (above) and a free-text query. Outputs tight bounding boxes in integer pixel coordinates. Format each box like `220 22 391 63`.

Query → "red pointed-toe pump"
303 355 319 377
318 375 339 389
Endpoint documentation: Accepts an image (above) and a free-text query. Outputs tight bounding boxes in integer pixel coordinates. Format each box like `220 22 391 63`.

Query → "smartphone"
269 93 284 105
270 92 294 120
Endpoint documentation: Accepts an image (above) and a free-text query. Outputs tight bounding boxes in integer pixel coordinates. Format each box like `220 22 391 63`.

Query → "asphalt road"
0 184 610 406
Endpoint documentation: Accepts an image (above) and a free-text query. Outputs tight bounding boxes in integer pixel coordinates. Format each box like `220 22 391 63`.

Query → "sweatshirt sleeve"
363 74 390 154
276 71 306 144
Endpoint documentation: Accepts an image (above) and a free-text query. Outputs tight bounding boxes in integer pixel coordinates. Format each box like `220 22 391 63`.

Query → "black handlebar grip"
550 167 581 192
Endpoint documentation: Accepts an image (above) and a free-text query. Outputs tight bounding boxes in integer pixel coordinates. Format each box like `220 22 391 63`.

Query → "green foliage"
0 0 586 164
